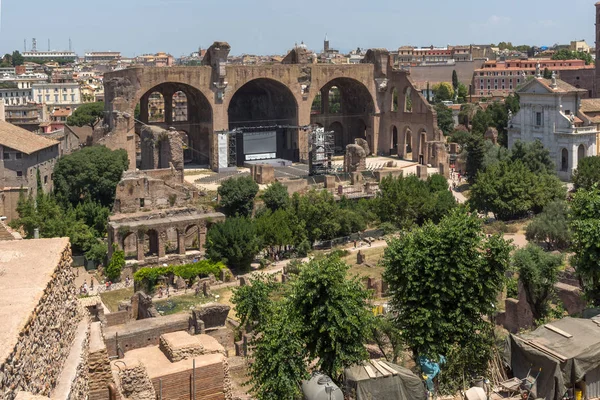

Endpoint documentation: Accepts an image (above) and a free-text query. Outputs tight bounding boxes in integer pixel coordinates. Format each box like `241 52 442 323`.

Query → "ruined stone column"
157 232 166 259
137 234 145 262
164 92 174 125
199 225 207 251
178 232 186 255
139 94 149 123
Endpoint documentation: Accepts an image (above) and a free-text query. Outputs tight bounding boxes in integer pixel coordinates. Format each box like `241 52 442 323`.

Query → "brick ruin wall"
0 244 82 400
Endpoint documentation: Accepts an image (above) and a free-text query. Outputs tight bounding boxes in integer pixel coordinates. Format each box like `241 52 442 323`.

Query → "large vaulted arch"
310 78 375 154
138 82 213 165
228 78 299 164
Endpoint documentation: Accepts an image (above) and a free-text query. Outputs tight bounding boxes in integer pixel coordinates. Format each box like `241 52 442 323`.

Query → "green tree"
505 93 520 115
67 102 105 130
260 181 289 212
543 67 552 79
451 70 459 92
290 189 341 243
291 255 372 380
510 140 554 174
465 134 486 183
552 49 593 65
471 109 494 136
456 83 468 104
513 244 563 322
231 274 278 330
376 175 455 229
469 160 565 220
246 302 309 400
255 208 306 252
432 82 454 103
106 245 125 281
86 241 108 267
370 314 404 364
74 200 111 237
205 217 261 271
11 50 24 67
482 141 510 170
218 176 259 217
434 103 454 136
53 146 128 208
525 200 571 250
570 187 600 305
383 207 511 391
573 156 600 191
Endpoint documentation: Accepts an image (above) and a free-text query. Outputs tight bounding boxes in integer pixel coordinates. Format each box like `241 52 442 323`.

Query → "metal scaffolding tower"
308 126 334 176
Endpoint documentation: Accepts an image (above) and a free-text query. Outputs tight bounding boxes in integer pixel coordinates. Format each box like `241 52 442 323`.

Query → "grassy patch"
100 287 134 312
343 247 387 280
484 221 519 235
154 293 215 315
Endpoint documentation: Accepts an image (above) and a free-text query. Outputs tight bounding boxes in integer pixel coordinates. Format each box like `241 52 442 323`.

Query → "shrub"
133 260 225 290
106 246 125 281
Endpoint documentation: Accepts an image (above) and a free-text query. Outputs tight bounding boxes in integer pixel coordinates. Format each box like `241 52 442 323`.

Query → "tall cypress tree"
452 70 459 91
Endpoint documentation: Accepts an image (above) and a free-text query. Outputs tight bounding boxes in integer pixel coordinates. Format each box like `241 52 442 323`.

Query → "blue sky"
0 0 596 57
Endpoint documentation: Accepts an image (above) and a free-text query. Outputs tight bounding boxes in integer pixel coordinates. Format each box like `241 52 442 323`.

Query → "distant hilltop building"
395 45 472 67
22 51 77 62
134 52 174 67
84 51 121 63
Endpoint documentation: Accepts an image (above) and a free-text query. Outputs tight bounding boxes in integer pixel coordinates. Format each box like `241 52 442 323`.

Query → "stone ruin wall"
0 243 82 400
67 320 90 400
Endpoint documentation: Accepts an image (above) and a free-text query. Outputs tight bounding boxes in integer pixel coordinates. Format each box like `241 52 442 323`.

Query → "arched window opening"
311 92 322 114
172 91 188 122
392 88 399 112
148 92 165 122
404 87 413 112
561 148 569 172
329 86 341 114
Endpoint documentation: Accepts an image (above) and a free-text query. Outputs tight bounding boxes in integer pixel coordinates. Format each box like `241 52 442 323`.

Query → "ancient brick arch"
102 43 448 173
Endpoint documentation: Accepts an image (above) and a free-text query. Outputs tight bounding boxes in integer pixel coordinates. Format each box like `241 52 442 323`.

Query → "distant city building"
396 45 473 67
135 52 174 67
32 82 82 113
570 40 592 54
473 58 592 97
507 75 598 180
84 52 121 63
22 51 77 62
4 104 43 131
0 119 59 220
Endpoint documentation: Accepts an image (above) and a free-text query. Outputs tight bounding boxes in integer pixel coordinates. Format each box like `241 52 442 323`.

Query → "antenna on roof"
69 38 72 52
24 39 26 52
32 38 37 52
48 39 50 52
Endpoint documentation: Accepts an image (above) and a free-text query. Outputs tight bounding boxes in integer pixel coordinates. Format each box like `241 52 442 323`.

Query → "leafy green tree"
383 207 511 390
448 129 471 146
290 189 341 243
74 200 111 237
570 187 600 305
482 141 510 170
86 241 108 267
573 156 600 190
53 146 128 208
205 217 261 271
246 302 309 400
451 70 459 92
434 103 454 135
218 176 259 217
371 314 404 364
485 102 509 146
510 140 554 174
469 160 565 220
525 200 571 250
432 82 454 102
106 246 125 281
291 255 372 380
465 134 486 183
543 67 552 79
255 208 306 252
513 244 563 322
505 93 520 115
261 181 289 212
471 109 494 136
552 49 593 65
456 83 468 104
231 274 278 330
11 50 24 67
67 102 105 130
376 175 455 229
